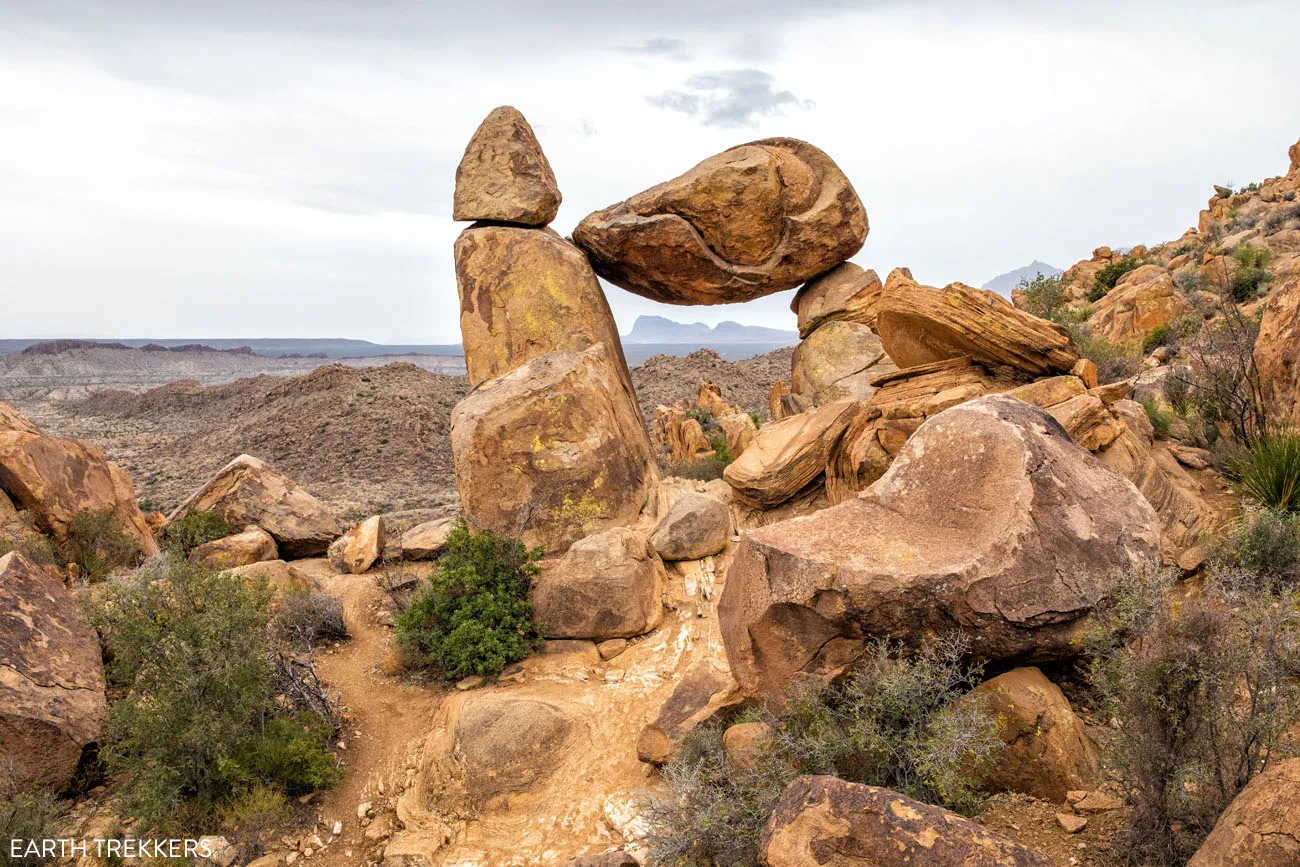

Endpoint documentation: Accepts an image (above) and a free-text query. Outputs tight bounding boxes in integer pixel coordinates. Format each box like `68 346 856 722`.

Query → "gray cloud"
617 37 692 60
647 69 813 127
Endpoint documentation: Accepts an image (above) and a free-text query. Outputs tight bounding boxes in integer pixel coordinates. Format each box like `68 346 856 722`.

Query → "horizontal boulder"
723 399 859 508
401 517 456 560
190 525 278 571
650 491 732 561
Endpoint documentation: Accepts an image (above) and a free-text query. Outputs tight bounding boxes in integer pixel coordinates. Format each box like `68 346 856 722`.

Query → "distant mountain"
623 315 798 345
0 338 464 358
981 260 1063 296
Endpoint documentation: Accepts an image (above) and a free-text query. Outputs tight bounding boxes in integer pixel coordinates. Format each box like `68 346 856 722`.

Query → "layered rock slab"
719 396 1162 701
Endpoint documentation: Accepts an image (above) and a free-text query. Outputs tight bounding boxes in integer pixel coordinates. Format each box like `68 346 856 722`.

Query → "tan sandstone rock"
166 455 341 558
649 491 732 561
722 399 859 507
452 106 560 226
1187 757 1300 867
328 515 384 574
637 661 743 764
791 262 883 337
223 559 313 597
530 528 664 640
1255 269 1300 428
455 694 580 805
1086 268 1195 346
450 343 658 554
401 517 456 560
791 320 896 404
0 551 107 791
0 401 39 434
573 138 867 304
190 525 278 571
719 396 1162 701
759 776 1053 867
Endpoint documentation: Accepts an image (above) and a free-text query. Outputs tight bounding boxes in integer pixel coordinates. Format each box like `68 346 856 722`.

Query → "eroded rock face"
1256 270 1300 428
0 426 158 558
723 399 859 508
455 695 579 804
791 321 896 405
531 528 664 640
401 517 456 560
166 455 341 558
1086 268 1195 346
760 776 1054 867
1187 758 1300 867
450 343 658 554
965 667 1100 803
190 525 278 571
453 106 561 226
719 396 1162 701
0 401 40 434
0 552 107 791
876 271 1078 377
455 225 633 393
650 492 732 561
573 138 867 305
791 263 882 337
636 661 742 764
328 515 384 574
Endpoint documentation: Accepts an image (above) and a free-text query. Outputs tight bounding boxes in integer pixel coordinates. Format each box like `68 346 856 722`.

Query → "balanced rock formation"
0 406 158 558
760 776 1053 867
450 343 658 554
790 320 896 405
965 667 1100 802
454 224 633 394
166 455 341 558
190 525 278 571
530 528 665 640
453 106 561 226
328 514 385 574
720 396 1162 700
723 399 859 508
574 138 867 305
0 551 107 791
649 491 731 561
876 270 1078 377
791 262 882 337
1187 758 1300 866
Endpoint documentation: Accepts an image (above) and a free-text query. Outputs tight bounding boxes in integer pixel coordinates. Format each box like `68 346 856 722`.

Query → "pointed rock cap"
453 106 561 226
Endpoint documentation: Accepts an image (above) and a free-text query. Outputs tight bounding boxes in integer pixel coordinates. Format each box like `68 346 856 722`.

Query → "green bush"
1229 246 1272 301
61 510 141 579
748 410 764 428
1017 271 1067 322
1139 397 1174 438
0 787 65 867
394 522 542 679
1090 255 1139 301
1141 324 1173 355
91 556 338 832
1217 509 1300 590
163 509 233 556
1229 433 1300 511
665 433 736 482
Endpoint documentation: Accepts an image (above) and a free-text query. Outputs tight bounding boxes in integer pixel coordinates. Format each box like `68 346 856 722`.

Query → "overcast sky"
2 0 1298 343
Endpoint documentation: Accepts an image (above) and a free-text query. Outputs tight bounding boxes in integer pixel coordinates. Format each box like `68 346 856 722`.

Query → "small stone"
1066 790 1089 804
1075 791 1124 813
285 854 300 866
1057 814 1088 834
332 821 343 836
597 639 629 661
456 675 485 691
357 802 371 820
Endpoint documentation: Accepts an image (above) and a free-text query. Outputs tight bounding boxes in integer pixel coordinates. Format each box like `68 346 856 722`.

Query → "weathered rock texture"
450 343 658 554
531 528 665 640
573 138 867 305
723 399 859 507
452 106 561 226
401 517 456 560
1256 269 1300 429
790 321 896 405
190 525 278 571
791 263 883 337
0 552 107 791
650 491 731 561
1187 758 1300 867
166 454 342 558
759 776 1054 867
455 694 581 805
328 514 384 574
720 396 1162 700
636 661 742 764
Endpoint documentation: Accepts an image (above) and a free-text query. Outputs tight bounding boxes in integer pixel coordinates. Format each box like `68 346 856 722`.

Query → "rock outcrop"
530 528 665 640
791 262 882 338
636 661 742 764
0 552 107 791
455 694 581 805
452 106 561 226
450 343 658 554
790 321 896 405
166 455 341 558
720 396 1162 700
573 138 866 304
723 399 859 507
190 525 278 571
759 776 1053 867
1187 758 1300 867
1086 267 1195 346
1256 269 1300 428
328 515 384 574
649 491 731 561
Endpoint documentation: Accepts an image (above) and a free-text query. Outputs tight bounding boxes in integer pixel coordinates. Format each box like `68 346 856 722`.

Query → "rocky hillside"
630 347 792 420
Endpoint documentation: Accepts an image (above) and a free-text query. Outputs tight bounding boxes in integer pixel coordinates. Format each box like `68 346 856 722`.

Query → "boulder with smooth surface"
328 514 384 574
531 528 664 640
791 263 883 337
723 399 859 507
401 517 456 560
452 106 560 226
1187 758 1300 866
650 492 731 561
455 694 580 804
190 525 278 571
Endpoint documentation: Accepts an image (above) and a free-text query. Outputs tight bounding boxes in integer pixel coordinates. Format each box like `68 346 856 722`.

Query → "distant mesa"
981 260 1063 296
622 315 798 345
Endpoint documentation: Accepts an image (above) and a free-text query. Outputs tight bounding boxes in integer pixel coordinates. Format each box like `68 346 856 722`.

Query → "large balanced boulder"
573 138 867 305
530 528 665 640
1187 758 1300 867
0 552 107 791
719 396 1162 700
650 492 732 561
791 262 882 337
759 776 1053 867
190 525 278 571
452 106 561 226
0 416 158 558
965 667 1100 802
451 343 658 554
791 321 896 404
876 271 1078 377
454 225 633 392
166 455 341 558
723 399 859 507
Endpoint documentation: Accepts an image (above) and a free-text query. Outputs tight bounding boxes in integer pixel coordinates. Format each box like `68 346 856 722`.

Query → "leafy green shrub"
394 522 542 679
1228 245 1272 301
91 556 338 832
748 410 764 428
642 636 1001 866
1141 324 1173 355
1216 509 1300 589
163 509 233 556
1229 433 1300 511
1139 398 1174 438
0 787 64 867
1090 255 1139 301
1017 271 1067 322
1084 569 1300 866
216 784 289 844
61 510 141 579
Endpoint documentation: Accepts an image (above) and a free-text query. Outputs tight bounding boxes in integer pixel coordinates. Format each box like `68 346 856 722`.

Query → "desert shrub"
1228 433 1300 511
1071 326 1142 385
275 587 348 649
1228 246 1272 301
61 510 141 579
1172 265 1207 295
1262 203 1300 230
1139 398 1174 438
1141 324 1174 355
1017 271 1067 321
216 784 289 843
0 787 64 867
748 410 764 428
1084 568 1300 866
0 533 57 566
163 509 232 556
1090 255 1139 301
1162 373 1191 417
1169 308 1271 445
394 521 542 679
642 636 1000 866
665 434 736 482
1216 510 1300 589
90 556 338 831
685 407 715 428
